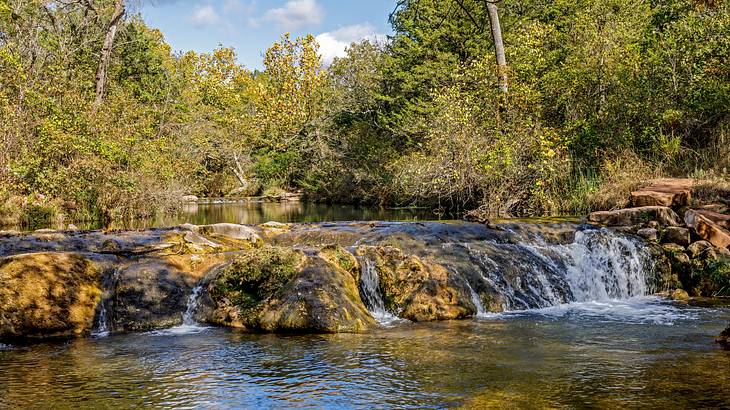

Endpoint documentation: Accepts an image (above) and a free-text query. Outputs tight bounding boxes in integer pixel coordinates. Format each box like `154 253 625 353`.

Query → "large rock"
356 246 474 322
662 226 690 247
204 246 375 333
631 181 691 208
685 210 730 249
588 206 681 227
691 209 730 230
0 253 102 341
717 325 730 350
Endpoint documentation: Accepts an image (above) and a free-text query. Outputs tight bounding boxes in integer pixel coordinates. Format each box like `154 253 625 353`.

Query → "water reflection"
1 301 729 408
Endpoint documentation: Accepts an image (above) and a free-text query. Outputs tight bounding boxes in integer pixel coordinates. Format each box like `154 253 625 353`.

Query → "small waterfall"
452 227 655 312
182 284 204 326
92 298 110 337
466 281 487 318
359 257 401 325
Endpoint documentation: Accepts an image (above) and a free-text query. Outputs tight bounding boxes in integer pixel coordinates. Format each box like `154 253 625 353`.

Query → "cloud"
188 5 221 27
315 24 386 65
263 0 323 30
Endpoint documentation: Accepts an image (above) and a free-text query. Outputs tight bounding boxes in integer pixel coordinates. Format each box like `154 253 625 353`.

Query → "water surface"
1 298 728 409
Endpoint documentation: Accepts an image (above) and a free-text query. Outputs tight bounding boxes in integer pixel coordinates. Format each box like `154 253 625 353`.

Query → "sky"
139 0 395 69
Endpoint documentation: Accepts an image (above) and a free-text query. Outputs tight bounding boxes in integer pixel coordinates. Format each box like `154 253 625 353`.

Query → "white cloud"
315 24 386 65
188 5 221 27
263 0 323 30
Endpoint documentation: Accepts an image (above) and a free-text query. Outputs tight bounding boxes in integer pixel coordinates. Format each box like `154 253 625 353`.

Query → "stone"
630 179 692 208
199 223 261 243
685 210 730 249
356 246 474 322
637 228 659 242
260 221 290 230
662 226 690 247
687 240 713 259
183 231 222 249
0 253 102 341
669 289 689 301
588 206 681 227
67 224 79 231
717 325 730 350
181 195 199 202
691 209 730 230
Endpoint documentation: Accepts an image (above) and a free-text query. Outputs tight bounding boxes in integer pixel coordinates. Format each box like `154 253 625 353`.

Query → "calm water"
2 298 729 409
11 201 448 231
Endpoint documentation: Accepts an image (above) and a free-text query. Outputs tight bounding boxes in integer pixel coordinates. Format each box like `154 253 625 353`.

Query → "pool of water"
9 201 450 231
2 297 728 408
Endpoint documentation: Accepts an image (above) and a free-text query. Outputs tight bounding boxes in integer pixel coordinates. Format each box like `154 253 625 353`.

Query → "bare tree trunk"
485 1 507 94
94 0 125 105
232 153 250 192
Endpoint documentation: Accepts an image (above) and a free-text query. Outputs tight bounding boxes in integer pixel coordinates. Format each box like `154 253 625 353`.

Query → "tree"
95 0 125 105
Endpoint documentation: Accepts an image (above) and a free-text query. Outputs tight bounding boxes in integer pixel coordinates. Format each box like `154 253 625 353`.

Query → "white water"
149 284 208 336
359 257 404 326
91 298 110 338
466 281 488 318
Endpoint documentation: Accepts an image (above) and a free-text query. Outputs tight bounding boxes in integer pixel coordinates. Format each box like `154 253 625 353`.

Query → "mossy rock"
320 244 360 282
0 252 102 341
356 246 474 322
208 246 304 328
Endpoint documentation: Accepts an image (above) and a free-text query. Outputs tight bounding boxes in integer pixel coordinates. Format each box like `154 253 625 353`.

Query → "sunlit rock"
589 206 681 227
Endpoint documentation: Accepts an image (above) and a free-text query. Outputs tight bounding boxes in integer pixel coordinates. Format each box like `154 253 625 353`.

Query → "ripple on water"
478 296 703 325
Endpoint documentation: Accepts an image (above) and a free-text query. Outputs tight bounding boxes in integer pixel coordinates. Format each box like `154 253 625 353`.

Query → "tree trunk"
94 0 125 105
485 1 508 94
232 153 250 192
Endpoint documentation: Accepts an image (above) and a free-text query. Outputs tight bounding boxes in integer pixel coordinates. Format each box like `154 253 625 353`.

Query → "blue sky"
139 0 394 69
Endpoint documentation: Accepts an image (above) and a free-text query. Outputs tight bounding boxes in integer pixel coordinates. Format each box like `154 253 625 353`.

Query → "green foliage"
214 246 302 322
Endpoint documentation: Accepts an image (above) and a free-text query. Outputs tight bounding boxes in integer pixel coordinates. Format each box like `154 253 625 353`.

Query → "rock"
630 179 692 208
662 243 686 254
198 223 261 243
687 240 713 259
67 224 79 231
717 325 730 350
181 195 199 203
356 246 474 322
691 209 730 230
183 231 222 249
669 289 689 301
637 228 659 242
0 253 102 341
204 246 375 333
588 206 681 227
34 228 57 234
685 210 730 249
662 226 690 247
259 256 375 333
260 221 290 230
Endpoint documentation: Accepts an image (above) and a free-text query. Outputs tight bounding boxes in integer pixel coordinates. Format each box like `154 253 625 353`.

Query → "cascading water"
444 227 656 313
358 257 402 326
466 281 487 318
91 299 110 338
182 284 204 326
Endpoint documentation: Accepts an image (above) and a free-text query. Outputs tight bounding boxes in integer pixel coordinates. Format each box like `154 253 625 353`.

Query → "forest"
1 0 728 226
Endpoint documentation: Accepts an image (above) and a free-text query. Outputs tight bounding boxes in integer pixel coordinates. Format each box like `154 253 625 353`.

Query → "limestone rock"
637 228 659 242
662 226 690 247
588 206 681 227
181 195 199 202
687 240 713 259
717 325 730 350
691 209 730 230
669 289 689 301
685 210 730 249
630 179 692 208
200 223 260 242
355 246 474 322
0 253 102 341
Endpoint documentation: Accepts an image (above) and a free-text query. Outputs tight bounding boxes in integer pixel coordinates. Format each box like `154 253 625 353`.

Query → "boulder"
0 253 102 341
588 206 681 227
717 325 730 350
687 240 714 259
691 209 730 230
669 289 689 301
637 228 659 242
204 246 375 333
198 223 261 243
630 180 692 208
662 227 690 247
181 195 199 203
685 210 730 249
355 246 474 322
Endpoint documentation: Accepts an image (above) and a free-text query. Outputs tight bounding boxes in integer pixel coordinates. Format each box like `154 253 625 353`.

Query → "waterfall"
182 284 204 326
466 281 487 317
92 298 110 338
452 227 654 312
359 257 401 325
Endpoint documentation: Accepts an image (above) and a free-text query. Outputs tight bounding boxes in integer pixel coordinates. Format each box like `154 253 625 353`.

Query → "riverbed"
1 298 728 408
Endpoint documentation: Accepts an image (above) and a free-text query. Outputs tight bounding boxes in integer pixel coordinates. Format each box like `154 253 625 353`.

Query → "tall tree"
95 0 125 105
